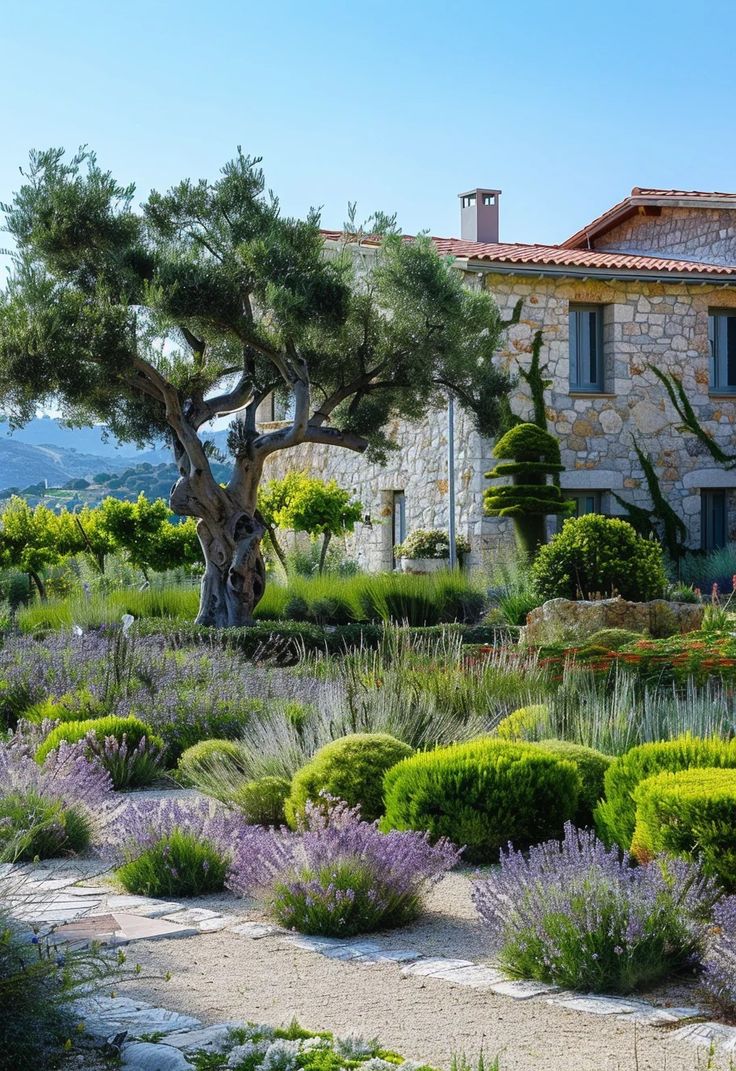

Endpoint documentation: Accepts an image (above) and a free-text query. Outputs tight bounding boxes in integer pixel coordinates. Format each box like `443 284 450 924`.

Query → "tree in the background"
260 471 362 573
484 423 574 559
0 149 513 626
0 497 64 598
97 494 200 580
54 504 117 574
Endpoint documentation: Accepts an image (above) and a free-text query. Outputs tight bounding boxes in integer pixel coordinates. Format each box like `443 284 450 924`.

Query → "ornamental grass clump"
472 823 715 994
0 740 112 861
227 797 461 937
104 798 245 898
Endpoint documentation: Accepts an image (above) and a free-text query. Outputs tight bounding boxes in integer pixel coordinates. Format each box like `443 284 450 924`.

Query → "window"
701 490 727 551
557 491 603 531
569 305 604 392
709 309 736 393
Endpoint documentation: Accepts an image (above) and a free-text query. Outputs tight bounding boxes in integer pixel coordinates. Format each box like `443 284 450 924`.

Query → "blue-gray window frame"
708 309 736 393
569 304 605 392
701 489 727 551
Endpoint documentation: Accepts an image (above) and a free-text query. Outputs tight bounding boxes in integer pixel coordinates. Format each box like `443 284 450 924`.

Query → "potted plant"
394 529 470 573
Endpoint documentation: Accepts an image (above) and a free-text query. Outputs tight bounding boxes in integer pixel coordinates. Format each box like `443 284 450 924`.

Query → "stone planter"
398 557 447 575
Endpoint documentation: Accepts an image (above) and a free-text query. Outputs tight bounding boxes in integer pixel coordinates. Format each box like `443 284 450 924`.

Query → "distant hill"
0 418 231 497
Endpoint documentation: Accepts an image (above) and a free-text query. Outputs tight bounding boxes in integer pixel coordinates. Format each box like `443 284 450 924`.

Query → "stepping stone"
283 935 341 952
433 964 507 987
197 914 239 932
105 895 185 917
54 911 199 946
550 994 651 1016
671 1022 736 1048
402 958 474 978
76 995 200 1039
228 922 280 939
368 948 421 964
163 908 221 925
164 1022 245 1052
121 1040 193 1070
489 978 557 999
620 1006 703 1026
13 900 100 924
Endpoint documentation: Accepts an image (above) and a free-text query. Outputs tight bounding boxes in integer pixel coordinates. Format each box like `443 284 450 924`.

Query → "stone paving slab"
489 978 558 999
164 1022 246 1052
105 895 186 917
402 957 475 978
55 911 199 946
671 1021 736 1049
121 1041 192 1070
549 994 652 1016
228 921 282 939
75 994 201 1038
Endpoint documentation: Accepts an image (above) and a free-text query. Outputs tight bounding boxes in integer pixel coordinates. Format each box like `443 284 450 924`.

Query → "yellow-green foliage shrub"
632 767 736 889
496 704 550 740
285 733 414 827
177 739 248 785
382 738 580 863
594 736 736 849
534 739 612 827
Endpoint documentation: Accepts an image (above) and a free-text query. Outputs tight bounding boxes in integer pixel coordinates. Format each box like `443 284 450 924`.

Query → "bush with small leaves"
495 704 551 740
233 776 291 826
285 733 414 827
594 736 736 850
531 515 668 603
177 738 249 786
382 738 581 863
534 740 612 827
632 767 736 889
35 715 164 789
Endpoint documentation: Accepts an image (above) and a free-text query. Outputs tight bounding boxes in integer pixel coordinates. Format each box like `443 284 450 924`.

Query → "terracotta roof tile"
320 230 736 279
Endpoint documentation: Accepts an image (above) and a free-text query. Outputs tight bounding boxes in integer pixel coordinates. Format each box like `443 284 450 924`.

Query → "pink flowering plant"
0 739 113 861
227 796 461 937
103 797 246 898
472 823 716 994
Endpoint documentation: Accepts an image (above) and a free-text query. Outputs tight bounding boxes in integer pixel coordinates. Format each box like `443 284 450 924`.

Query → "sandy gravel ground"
120 872 727 1071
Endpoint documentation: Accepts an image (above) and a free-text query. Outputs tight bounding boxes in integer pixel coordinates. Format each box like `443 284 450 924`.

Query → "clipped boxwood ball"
177 738 248 785
285 733 414 827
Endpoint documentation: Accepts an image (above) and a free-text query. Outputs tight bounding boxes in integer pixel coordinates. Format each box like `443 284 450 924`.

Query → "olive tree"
0 149 512 626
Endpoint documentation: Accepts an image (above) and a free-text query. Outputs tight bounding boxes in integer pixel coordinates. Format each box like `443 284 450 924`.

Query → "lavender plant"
701 896 736 1018
84 731 165 789
472 823 716 994
104 797 246 897
227 797 461 936
0 740 112 861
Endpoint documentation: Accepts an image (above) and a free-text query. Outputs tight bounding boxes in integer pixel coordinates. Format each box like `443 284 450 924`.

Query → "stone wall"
261 264 736 573
593 207 736 266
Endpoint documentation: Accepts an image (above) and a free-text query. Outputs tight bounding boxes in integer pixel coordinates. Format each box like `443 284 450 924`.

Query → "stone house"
262 188 736 571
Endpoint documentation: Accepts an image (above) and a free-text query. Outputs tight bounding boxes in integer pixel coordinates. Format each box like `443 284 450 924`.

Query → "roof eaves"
458 258 736 286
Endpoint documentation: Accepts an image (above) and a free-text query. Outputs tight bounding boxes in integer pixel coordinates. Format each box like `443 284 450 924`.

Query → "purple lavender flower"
472 823 715 994
102 796 246 865
0 738 113 811
701 895 736 1017
227 796 460 936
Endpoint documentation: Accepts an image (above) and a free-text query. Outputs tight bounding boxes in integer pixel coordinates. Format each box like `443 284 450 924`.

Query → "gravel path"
120 872 726 1071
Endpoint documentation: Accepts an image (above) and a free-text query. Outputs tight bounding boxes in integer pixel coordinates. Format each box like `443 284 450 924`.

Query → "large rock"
522 596 704 647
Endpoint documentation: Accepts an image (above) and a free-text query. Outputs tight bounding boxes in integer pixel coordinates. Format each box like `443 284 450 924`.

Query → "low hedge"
133 619 511 658
35 714 160 765
594 736 736 850
285 733 414 826
631 767 736 889
534 739 612 827
382 738 580 863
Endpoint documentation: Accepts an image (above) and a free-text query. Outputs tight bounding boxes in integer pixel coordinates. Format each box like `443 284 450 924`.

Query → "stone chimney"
458 188 501 243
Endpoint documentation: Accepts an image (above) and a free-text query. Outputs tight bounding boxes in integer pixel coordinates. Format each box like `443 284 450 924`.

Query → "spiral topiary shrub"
594 735 736 850
484 423 574 558
534 739 612 827
531 514 668 602
631 767 736 889
382 738 581 863
285 733 414 827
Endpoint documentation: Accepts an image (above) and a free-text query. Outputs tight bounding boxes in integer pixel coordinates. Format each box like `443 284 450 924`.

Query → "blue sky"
2 0 735 247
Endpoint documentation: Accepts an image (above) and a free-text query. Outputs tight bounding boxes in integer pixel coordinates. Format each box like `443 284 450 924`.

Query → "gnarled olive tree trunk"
170 442 267 628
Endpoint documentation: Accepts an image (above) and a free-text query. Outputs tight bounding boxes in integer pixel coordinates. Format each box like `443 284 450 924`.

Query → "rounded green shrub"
233 776 292 825
531 515 668 603
534 739 612 827
177 739 248 786
496 704 551 740
583 628 644 651
285 733 414 827
35 715 159 765
594 735 736 850
0 791 92 862
24 690 107 724
382 738 581 863
631 767 736 889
